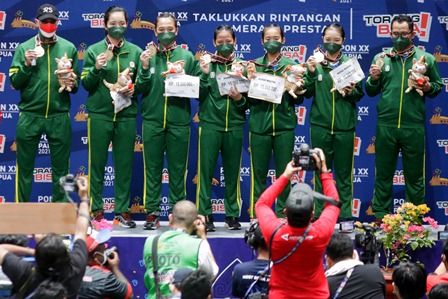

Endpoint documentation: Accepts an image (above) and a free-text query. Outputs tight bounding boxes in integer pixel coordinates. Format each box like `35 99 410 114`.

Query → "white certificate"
110 91 132 114
164 74 200 98
248 72 286 104
216 73 250 96
329 57 365 92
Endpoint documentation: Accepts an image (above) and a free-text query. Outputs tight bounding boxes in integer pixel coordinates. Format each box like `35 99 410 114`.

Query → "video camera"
104 246 118 259
354 222 381 264
59 174 83 193
292 143 320 171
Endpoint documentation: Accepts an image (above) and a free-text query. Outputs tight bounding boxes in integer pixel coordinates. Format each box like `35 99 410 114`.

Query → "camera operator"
325 233 386 299
0 177 90 299
255 148 340 299
78 235 133 299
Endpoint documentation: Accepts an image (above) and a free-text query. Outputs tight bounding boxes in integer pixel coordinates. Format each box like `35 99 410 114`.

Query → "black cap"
172 268 193 284
36 3 58 21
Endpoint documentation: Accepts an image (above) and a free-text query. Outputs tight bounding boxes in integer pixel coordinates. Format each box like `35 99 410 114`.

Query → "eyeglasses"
390 31 412 38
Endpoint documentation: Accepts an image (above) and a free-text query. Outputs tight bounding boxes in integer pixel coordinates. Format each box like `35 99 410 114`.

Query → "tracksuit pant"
88 118 135 214
372 125 425 219
15 113 71 203
196 127 242 217
311 127 354 219
249 130 295 218
143 122 190 214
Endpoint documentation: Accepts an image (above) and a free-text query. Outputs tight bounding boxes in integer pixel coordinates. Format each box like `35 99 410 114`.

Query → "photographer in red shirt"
255 148 340 299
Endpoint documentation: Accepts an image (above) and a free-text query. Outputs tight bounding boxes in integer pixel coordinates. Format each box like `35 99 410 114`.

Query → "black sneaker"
224 217 241 230
144 214 160 230
205 215 215 232
114 212 136 228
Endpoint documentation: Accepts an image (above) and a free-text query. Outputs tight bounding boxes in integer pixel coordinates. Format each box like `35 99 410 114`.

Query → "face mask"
323 42 342 55
392 37 411 51
157 32 176 46
216 43 234 57
263 41 282 54
107 26 127 39
39 23 57 38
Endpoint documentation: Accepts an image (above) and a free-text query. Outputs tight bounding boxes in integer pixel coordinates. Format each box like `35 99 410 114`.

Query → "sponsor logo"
281 45 307 63
135 134 143 152
81 13 105 28
77 42 87 61
34 167 52 183
11 11 38 29
129 196 145 214
267 169 277 184
429 107 448 124
0 11 6 30
295 106 307 125
0 134 5 153
103 166 114 187
366 136 376 154
363 12 432 42
352 198 361 218
429 169 448 186
0 196 5 203
74 104 88 122
162 168 169 183
353 167 368 183
291 170 306 184
436 201 448 216
393 170 405 185
38 134 50 155
76 166 87 177
130 12 155 31
211 198 225 214
437 140 448 154
441 78 448 92
0 73 5 91
354 137 362 157
102 197 115 212
438 16 448 30
0 165 14 180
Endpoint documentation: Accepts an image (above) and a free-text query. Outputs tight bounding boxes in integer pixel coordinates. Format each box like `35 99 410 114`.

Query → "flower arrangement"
91 218 114 232
377 202 439 269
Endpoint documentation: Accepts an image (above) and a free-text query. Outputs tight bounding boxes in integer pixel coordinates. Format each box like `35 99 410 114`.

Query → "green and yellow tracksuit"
365 47 443 219
9 34 80 203
304 54 364 219
195 60 248 218
81 38 143 215
139 46 198 214
248 55 304 218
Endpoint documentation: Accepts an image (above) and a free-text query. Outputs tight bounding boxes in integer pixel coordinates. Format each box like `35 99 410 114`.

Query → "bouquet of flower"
377 202 438 269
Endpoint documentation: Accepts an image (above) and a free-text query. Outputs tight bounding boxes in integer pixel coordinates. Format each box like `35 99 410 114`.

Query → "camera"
59 174 82 193
354 223 381 264
292 143 320 171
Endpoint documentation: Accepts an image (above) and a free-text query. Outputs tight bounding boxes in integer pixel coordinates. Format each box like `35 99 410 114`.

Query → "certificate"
329 57 365 92
216 73 250 96
248 72 286 104
164 74 200 98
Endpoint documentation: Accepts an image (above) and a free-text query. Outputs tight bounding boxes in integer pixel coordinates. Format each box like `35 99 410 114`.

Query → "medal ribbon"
147 41 178 53
35 34 57 46
250 53 283 68
381 45 415 59
201 50 235 64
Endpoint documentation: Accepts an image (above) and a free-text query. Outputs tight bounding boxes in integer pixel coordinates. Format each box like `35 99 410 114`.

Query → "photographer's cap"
86 229 111 252
36 3 59 21
286 183 315 218
172 268 194 284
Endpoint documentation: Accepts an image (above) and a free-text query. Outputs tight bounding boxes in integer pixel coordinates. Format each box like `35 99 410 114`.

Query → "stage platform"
107 221 445 299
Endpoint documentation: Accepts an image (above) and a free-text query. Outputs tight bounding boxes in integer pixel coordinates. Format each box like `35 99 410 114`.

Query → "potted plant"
377 202 439 270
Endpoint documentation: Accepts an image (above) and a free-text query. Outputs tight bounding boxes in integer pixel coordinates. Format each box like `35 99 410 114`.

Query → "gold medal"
146 43 157 56
104 48 114 61
375 57 384 69
34 46 45 57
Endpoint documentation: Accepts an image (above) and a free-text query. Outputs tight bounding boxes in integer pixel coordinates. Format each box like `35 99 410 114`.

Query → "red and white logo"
81 13 105 28
0 73 6 92
0 196 5 203
363 12 432 42
282 45 307 63
436 201 448 216
354 137 362 156
33 168 52 183
438 16 448 31
295 106 307 126
393 170 405 185
437 140 448 154
162 168 169 183
352 198 361 218
0 11 6 30
291 170 306 184
0 134 5 153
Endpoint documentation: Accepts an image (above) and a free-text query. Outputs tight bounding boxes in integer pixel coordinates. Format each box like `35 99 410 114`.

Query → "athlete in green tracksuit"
139 13 198 230
9 4 79 203
81 7 145 228
366 15 442 220
195 25 248 231
304 24 364 220
248 24 304 218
